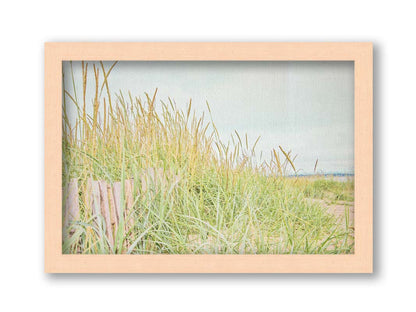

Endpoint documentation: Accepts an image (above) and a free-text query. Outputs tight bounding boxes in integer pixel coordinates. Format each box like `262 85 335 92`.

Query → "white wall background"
0 0 413 311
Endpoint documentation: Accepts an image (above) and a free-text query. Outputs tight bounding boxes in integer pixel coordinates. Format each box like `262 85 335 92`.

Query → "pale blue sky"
63 61 354 175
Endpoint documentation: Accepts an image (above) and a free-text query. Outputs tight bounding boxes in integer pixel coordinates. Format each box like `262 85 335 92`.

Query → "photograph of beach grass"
62 61 354 254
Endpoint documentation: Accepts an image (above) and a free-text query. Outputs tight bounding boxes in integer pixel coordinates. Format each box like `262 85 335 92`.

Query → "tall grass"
62 61 354 254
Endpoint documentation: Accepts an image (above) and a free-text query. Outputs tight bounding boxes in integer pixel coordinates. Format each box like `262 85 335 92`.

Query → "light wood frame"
45 42 373 273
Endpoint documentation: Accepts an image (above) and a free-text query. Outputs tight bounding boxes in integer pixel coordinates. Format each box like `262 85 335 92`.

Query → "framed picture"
45 42 373 273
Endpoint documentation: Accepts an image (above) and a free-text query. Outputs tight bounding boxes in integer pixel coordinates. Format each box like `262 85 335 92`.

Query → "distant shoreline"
287 173 354 182
289 173 354 177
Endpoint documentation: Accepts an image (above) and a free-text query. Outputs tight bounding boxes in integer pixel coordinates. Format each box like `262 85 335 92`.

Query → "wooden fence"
63 168 180 247
63 178 135 247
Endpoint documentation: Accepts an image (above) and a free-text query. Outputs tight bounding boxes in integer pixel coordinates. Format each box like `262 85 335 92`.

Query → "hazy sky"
63 61 354 175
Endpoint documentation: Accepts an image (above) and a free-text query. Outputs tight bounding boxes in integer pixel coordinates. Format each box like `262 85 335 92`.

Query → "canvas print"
62 61 354 254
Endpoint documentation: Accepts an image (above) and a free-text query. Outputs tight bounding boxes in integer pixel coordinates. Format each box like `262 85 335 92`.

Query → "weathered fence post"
98 181 114 247
63 178 79 233
87 178 101 218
